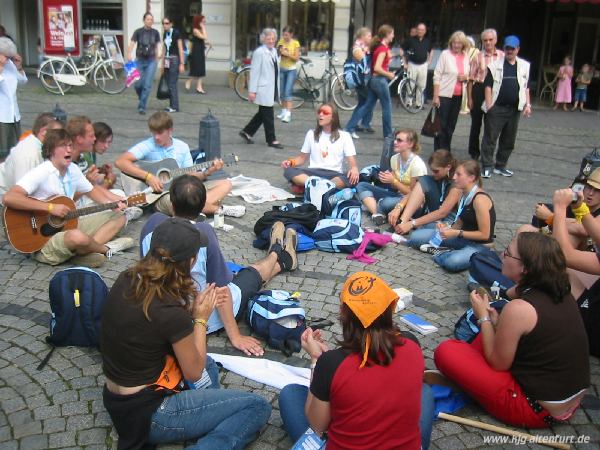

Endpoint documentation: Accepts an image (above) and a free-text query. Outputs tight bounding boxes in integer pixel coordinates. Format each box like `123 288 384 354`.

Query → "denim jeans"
165 56 181 110
280 68 297 102
419 176 445 214
148 362 271 450
345 84 373 132
135 58 158 112
433 237 489 272
356 181 403 215
407 223 437 248
346 76 392 138
278 383 435 449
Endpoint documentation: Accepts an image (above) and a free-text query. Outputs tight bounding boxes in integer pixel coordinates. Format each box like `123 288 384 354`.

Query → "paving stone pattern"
1 79 599 449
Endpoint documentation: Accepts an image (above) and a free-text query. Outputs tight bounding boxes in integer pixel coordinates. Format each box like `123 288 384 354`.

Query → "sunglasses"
318 108 332 116
502 247 521 261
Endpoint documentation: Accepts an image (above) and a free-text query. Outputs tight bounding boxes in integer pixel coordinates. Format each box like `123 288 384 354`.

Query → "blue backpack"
247 290 306 356
454 299 508 342
38 267 109 370
343 55 370 90
313 218 364 253
469 250 515 297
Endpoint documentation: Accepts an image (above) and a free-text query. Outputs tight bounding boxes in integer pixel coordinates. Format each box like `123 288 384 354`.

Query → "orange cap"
341 272 398 328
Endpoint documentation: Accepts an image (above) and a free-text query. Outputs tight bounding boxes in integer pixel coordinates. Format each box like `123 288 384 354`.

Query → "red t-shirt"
372 43 391 75
310 338 424 450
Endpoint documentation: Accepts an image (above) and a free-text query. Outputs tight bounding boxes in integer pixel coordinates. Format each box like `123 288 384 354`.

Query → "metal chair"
539 65 558 104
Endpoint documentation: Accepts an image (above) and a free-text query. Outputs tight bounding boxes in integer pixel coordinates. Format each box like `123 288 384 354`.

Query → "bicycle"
234 51 357 111
389 64 425 114
38 38 127 95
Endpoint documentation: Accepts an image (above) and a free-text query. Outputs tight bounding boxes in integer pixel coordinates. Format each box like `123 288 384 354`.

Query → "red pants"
434 335 550 428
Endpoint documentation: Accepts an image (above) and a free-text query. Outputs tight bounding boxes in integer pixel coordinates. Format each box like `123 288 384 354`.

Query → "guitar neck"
65 200 120 220
171 160 213 178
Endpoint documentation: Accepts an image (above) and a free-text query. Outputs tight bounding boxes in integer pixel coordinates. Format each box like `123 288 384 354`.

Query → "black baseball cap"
149 217 207 262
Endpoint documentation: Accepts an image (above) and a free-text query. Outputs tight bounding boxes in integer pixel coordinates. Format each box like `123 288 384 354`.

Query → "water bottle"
213 208 224 228
490 281 500 300
328 188 354 207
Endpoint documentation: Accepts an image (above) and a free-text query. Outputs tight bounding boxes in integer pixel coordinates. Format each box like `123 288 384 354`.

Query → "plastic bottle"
328 188 354 207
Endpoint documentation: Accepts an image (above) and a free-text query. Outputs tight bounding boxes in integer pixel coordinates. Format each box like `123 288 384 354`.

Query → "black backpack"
577 148 600 182
254 203 321 236
578 279 600 357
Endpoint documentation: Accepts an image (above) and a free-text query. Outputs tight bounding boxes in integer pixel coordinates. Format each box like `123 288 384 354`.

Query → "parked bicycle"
38 38 126 95
234 51 358 111
389 64 425 114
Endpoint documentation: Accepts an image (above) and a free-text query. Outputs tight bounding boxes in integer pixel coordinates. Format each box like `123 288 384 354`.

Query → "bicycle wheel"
289 78 306 109
398 78 424 114
93 60 126 94
331 75 357 111
234 67 251 101
39 59 75 94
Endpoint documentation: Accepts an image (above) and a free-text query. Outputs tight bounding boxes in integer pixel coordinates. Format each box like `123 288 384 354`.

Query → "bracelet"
193 318 208 329
411 219 417 229
145 172 152 183
545 214 554 226
395 202 405 211
458 230 464 239
477 317 491 326
48 203 54 213
287 158 297 167
572 202 590 223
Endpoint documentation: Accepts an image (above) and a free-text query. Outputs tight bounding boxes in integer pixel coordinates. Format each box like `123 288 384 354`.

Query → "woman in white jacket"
239 28 284 149
432 31 470 152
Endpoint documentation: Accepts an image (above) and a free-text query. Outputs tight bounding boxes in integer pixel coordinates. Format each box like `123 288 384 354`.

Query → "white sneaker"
221 205 246 217
105 237 136 258
277 110 286 119
124 206 143 224
281 111 291 123
350 131 360 139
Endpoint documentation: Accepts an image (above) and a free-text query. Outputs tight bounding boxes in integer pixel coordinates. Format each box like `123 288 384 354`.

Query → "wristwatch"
411 219 417 229
458 230 464 238
477 317 491 326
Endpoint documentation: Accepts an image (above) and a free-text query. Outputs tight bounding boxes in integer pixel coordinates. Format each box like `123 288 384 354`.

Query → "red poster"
41 0 80 56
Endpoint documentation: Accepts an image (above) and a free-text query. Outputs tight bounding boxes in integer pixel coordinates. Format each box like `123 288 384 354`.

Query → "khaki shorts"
154 179 225 216
34 210 122 265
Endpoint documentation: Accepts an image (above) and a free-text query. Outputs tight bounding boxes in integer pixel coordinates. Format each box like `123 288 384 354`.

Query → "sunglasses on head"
318 108 332 116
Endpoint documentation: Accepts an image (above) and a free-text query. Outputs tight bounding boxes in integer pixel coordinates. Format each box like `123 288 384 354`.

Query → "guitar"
3 193 147 254
120 153 239 204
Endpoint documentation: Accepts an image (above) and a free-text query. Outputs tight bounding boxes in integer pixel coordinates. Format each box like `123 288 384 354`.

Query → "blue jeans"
165 56 180 110
408 223 437 248
356 181 403 215
135 58 158 111
280 68 297 102
148 357 271 450
433 237 490 273
345 84 373 132
346 76 392 138
278 383 435 449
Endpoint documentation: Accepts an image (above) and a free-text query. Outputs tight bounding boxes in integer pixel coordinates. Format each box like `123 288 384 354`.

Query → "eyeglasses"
162 21 170 25
584 184 600 194
503 247 521 261
318 108 332 116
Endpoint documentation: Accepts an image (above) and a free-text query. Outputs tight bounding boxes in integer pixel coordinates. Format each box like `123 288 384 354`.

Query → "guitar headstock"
126 192 147 206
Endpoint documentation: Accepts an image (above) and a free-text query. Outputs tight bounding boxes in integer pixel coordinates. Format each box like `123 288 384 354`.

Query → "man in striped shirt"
467 29 503 161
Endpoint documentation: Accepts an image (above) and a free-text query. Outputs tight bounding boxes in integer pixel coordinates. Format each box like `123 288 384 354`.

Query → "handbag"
156 73 170 100
421 106 441 138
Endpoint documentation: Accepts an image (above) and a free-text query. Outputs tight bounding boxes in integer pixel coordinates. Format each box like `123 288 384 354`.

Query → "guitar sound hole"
156 170 171 183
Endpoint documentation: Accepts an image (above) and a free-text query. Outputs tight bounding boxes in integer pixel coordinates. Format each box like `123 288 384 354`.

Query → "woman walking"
277 26 300 123
162 16 184 112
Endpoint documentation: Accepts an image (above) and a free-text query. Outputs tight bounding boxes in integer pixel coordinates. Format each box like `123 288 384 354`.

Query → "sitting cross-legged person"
140 174 297 356
101 217 271 450
435 232 590 429
281 103 359 193
419 160 495 272
3 129 133 267
355 128 427 226
388 149 461 248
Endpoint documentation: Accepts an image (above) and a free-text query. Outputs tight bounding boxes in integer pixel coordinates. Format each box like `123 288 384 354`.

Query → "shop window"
164 1 203 43
235 0 281 59
287 1 334 54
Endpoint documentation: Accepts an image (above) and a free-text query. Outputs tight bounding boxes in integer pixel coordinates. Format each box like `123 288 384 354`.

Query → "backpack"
469 250 515 297
321 196 362 227
38 267 109 370
246 290 306 356
313 218 364 253
577 278 600 357
304 177 337 211
343 55 370 90
254 203 321 236
454 299 508 342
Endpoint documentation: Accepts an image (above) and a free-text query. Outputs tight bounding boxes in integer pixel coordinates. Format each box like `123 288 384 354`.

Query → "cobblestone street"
1 78 599 449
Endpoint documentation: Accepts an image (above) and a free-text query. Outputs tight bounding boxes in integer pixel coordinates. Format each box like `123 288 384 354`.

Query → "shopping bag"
156 73 170 100
124 61 140 88
421 107 442 138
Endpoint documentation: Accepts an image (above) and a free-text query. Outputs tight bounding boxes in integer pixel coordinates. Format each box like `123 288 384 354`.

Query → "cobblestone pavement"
1 79 599 450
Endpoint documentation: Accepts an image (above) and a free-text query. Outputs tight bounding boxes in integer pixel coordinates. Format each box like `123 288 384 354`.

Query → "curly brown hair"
127 248 197 320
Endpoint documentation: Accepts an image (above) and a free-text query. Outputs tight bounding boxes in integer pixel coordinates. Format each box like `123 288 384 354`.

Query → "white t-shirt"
389 153 427 185
17 160 93 200
301 129 356 173
0 134 44 199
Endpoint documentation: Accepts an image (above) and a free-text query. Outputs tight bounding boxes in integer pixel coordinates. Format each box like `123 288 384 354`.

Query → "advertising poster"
41 0 81 56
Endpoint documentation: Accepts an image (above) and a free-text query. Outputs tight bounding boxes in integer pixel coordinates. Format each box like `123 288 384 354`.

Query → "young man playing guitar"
116 111 244 217
3 129 135 267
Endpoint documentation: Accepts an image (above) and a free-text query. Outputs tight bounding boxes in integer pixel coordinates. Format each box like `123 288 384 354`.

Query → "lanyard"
397 154 414 181
165 30 172 57
439 180 447 203
453 185 478 224
59 170 73 199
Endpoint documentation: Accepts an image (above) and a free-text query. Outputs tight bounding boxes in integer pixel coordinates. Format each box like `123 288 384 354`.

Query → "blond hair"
395 128 421 154
447 31 470 53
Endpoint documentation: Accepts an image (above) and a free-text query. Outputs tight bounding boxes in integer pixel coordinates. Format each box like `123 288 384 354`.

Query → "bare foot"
553 104 558 110
563 105 568 112
231 334 264 356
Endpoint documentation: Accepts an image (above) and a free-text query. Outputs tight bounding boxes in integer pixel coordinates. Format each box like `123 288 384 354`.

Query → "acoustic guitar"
120 153 239 204
3 192 147 254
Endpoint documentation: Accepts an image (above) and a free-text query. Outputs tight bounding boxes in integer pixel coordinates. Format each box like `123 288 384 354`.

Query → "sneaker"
277 110 286 119
482 168 492 179
221 204 246 217
165 107 178 113
138 109 145 115
269 221 285 254
371 213 386 226
105 237 136 258
364 127 375 134
493 167 514 177
419 244 450 256
281 111 291 123
283 227 298 271
124 206 143 224
350 131 360 139
71 253 106 268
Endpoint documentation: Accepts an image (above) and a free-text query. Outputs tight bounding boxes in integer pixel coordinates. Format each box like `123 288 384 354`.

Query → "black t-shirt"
101 271 193 387
163 28 182 58
460 191 496 243
402 36 432 65
132 27 161 60
484 59 519 107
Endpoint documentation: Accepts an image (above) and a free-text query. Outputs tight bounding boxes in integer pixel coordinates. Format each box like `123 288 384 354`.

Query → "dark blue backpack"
313 218 364 253
247 290 306 356
469 249 515 297
454 299 508 342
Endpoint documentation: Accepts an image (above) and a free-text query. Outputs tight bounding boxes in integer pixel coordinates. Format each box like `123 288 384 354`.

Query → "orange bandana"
341 272 398 368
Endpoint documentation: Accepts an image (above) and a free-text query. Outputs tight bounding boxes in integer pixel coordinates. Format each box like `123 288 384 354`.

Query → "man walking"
480 35 531 178
467 29 503 161
402 23 431 107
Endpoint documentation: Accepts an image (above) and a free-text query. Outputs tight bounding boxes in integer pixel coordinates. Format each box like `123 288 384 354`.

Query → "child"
572 63 592 112
554 56 573 111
